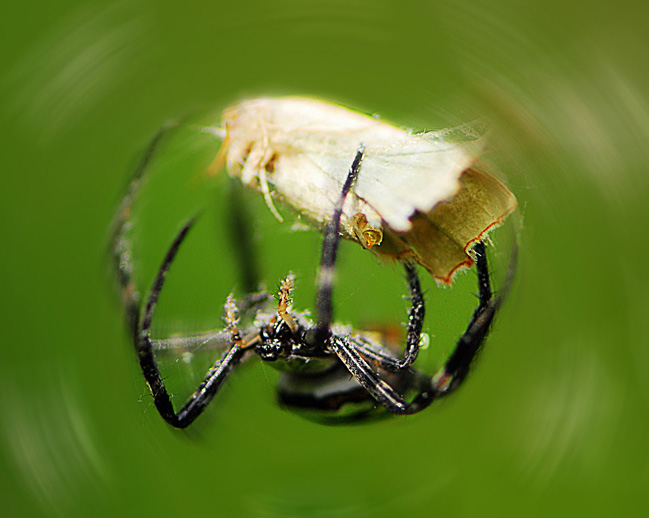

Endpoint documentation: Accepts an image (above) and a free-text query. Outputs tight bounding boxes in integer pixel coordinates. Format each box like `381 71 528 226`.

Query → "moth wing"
270 151 346 223
359 135 484 231
295 127 485 232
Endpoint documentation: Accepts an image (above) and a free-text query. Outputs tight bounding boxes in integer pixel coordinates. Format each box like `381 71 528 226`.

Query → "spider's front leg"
311 144 424 369
311 145 365 347
137 219 250 428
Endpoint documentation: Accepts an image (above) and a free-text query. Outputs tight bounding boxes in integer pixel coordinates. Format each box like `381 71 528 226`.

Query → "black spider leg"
398 262 425 369
429 241 492 393
344 263 424 372
325 260 426 414
311 144 365 346
137 219 248 428
110 122 179 334
330 241 501 415
226 178 260 293
406 240 516 411
310 143 424 368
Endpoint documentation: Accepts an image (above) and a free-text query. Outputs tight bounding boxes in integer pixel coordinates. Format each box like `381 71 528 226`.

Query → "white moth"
209 97 516 283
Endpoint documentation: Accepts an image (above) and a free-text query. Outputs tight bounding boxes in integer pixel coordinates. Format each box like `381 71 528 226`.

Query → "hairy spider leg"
398 262 425 369
341 262 426 372
311 144 425 369
137 219 249 428
311 262 425 380
429 241 492 393
275 260 427 422
111 122 261 331
312 144 365 346
330 241 502 414
111 122 180 335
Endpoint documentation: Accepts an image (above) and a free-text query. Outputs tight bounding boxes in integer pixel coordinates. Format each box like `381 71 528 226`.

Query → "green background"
2 1 648 516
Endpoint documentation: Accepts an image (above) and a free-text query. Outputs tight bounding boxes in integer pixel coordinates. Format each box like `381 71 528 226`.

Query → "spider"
113 128 513 428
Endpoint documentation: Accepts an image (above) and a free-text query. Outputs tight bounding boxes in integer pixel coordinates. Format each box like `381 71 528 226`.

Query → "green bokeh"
2 1 648 516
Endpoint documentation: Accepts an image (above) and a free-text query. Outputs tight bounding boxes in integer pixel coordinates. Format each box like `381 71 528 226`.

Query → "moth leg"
257 162 283 222
241 142 283 222
136 220 248 428
312 145 365 346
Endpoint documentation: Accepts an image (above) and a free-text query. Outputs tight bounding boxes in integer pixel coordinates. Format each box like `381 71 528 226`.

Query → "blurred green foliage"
2 0 649 516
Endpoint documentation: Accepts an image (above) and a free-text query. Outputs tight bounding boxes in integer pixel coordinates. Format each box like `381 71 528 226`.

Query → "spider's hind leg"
408 240 511 410
398 262 425 370
111 122 179 334
342 262 425 372
330 240 509 415
137 219 249 428
429 240 496 394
